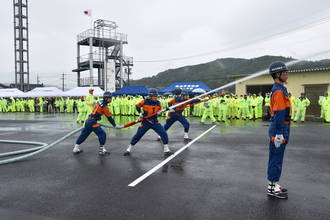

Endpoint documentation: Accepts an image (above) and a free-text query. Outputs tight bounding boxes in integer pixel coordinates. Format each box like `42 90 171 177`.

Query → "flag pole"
90 14 93 29
88 10 93 87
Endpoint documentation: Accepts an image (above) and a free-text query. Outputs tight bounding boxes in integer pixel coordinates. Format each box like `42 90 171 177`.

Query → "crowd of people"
1 88 329 123
0 96 75 114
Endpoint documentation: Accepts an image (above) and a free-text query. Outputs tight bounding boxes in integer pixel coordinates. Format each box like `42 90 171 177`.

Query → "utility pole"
37 75 40 84
61 72 66 91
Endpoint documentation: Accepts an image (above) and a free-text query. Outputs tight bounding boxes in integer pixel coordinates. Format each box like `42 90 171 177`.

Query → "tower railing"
79 78 101 87
79 49 133 64
79 50 104 63
77 29 127 42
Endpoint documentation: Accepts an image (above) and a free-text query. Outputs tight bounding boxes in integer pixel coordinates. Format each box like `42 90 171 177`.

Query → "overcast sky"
1 0 330 90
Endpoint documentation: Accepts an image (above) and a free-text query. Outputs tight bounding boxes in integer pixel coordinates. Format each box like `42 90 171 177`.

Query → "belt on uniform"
284 121 291 125
146 119 159 124
88 117 96 120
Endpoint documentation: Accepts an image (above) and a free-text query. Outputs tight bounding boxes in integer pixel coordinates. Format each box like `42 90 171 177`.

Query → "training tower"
72 20 133 91
13 0 30 91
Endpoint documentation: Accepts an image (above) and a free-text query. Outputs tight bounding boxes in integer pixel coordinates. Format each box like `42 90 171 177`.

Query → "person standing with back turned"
267 61 291 199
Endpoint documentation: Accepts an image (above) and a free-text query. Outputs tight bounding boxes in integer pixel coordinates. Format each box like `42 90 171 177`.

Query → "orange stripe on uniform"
169 98 189 111
271 90 286 111
143 105 161 115
270 90 291 114
91 103 112 117
136 100 145 108
102 106 112 117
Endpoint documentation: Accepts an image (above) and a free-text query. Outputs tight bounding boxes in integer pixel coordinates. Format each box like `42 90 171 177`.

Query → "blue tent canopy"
158 82 214 95
112 86 149 96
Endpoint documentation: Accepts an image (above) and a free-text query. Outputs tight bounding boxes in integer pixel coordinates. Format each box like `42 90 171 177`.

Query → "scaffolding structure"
13 0 30 91
72 19 133 91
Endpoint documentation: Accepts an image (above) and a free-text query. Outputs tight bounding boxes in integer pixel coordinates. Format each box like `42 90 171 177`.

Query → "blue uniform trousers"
76 118 107 146
164 113 190 132
267 123 290 182
131 120 168 145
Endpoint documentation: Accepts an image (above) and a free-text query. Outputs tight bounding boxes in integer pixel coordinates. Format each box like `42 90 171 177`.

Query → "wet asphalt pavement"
0 112 329 220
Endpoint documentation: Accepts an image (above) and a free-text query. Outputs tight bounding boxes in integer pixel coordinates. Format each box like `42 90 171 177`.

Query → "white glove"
114 125 124 129
274 134 284 148
139 112 144 118
157 110 163 115
169 108 175 113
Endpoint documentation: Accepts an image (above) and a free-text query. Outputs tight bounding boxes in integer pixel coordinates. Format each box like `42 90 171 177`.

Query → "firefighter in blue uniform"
124 89 174 156
267 61 291 199
73 91 122 156
160 90 201 141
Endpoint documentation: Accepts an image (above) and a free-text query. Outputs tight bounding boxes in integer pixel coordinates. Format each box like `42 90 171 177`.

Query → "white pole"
120 39 123 88
89 15 93 87
89 36 93 87
104 48 107 91
90 14 93 30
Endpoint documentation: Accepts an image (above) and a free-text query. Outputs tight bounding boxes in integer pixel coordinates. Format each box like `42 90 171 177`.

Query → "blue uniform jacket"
136 98 162 123
88 100 116 126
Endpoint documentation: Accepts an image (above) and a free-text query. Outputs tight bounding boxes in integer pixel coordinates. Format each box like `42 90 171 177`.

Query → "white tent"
60 87 105 97
24 87 64 97
0 88 26 97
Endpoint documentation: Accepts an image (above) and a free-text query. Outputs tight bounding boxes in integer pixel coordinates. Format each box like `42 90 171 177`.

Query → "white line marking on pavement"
128 125 217 187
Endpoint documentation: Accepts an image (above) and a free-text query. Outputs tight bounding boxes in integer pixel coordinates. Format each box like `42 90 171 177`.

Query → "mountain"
130 55 330 91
